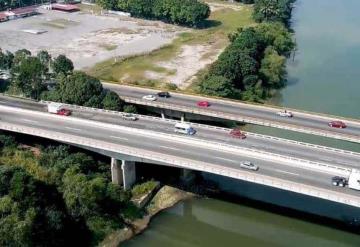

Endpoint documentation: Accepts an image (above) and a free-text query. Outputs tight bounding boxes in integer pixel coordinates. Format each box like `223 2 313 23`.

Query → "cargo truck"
47 102 71 116
348 169 360 191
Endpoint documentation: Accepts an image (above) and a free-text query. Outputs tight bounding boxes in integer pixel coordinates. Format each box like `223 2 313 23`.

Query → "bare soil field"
0 8 182 69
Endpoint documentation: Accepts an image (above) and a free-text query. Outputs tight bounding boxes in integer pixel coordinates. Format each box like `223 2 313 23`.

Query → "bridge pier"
161 110 166 119
181 114 185 122
111 158 136 190
180 168 195 184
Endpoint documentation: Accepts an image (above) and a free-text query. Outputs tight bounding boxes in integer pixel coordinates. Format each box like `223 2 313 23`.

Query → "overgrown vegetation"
0 48 136 112
0 133 141 246
131 180 158 197
197 0 296 102
96 0 210 26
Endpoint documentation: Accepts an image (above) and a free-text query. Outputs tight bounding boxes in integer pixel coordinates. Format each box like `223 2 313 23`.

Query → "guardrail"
103 82 360 125
43 101 360 158
123 97 360 144
1 121 359 208
3 104 353 176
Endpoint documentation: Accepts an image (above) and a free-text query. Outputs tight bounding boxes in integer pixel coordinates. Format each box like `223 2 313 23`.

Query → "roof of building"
52 4 80 11
10 6 38 15
0 12 7 19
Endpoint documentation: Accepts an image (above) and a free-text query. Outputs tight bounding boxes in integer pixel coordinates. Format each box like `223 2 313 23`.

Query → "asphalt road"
0 95 359 169
103 84 360 142
0 105 359 197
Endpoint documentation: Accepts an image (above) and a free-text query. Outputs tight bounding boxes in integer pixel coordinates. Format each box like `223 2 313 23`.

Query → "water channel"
123 0 360 246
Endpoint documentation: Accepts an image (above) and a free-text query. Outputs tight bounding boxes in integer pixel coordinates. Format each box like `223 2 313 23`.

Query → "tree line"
0 48 136 113
96 0 210 26
0 134 140 246
198 0 296 102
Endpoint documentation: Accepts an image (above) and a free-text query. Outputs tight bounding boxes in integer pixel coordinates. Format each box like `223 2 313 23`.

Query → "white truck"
348 169 360 190
47 102 71 116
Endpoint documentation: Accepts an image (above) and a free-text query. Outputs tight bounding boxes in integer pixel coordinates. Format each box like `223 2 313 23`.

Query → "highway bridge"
103 83 360 143
0 97 360 208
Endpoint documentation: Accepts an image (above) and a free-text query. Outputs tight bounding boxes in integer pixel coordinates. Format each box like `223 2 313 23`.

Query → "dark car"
332 176 347 187
157 92 171 98
328 120 347 129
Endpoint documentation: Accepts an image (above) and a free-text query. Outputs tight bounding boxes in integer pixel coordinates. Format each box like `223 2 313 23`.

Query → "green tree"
123 104 137 113
199 75 235 97
0 49 14 70
37 50 52 71
260 47 286 87
101 90 124 111
52 55 74 75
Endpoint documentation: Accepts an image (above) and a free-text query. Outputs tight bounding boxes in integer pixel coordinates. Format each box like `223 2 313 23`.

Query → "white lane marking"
216 157 237 163
109 135 128 141
159 146 181 151
22 118 38 123
274 169 299 176
65 127 81 131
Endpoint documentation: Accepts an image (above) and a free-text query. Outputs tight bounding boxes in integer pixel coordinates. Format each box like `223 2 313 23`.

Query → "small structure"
51 4 80 12
0 12 8 22
5 6 38 20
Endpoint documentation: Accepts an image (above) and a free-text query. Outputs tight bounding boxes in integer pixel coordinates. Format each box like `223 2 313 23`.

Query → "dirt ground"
0 8 182 69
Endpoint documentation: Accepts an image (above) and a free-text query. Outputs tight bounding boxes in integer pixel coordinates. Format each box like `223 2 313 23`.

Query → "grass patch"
88 4 254 88
77 3 104 14
131 180 159 198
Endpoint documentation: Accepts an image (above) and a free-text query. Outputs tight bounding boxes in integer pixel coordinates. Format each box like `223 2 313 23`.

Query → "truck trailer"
348 169 360 191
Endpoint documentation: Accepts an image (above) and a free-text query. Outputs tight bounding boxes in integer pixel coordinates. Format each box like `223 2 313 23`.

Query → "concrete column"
111 158 123 185
181 114 185 122
121 160 136 190
180 168 195 184
111 158 136 190
161 110 166 119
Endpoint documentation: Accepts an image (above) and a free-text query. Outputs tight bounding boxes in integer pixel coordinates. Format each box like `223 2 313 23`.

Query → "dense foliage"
0 49 134 111
0 134 139 246
199 22 295 101
253 0 295 25
96 0 210 26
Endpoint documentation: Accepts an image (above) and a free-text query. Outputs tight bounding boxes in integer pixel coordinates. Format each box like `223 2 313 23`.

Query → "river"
123 0 360 246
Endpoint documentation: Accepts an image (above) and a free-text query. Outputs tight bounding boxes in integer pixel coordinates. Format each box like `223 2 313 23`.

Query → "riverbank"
100 185 196 247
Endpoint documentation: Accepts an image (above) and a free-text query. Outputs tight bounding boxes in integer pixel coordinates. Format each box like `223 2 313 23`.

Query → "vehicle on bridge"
240 161 259 171
174 122 196 135
197 101 210 107
157 91 171 98
121 113 138 121
331 176 347 187
276 110 293 117
348 169 360 190
229 129 246 139
47 102 71 116
142 95 157 101
328 120 347 129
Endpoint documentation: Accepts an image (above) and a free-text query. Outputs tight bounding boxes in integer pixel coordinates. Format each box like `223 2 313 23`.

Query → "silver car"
239 161 259 171
121 113 138 121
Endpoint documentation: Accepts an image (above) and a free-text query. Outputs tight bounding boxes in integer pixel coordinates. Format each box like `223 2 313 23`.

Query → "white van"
174 123 196 135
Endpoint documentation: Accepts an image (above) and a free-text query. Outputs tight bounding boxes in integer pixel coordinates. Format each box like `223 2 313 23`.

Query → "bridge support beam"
180 168 195 184
181 114 185 122
161 110 166 119
111 158 136 190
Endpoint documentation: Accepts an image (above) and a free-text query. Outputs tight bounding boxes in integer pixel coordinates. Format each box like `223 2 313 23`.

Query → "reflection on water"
123 199 360 247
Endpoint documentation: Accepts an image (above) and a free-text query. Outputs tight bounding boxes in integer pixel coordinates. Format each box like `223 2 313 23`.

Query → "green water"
124 0 360 246
123 199 360 247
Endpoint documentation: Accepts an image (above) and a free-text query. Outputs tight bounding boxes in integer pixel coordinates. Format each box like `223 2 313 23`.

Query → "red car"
57 108 72 116
229 129 246 139
328 121 346 129
197 101 210 107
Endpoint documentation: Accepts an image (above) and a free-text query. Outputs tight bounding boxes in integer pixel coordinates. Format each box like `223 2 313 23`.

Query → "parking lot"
0 8 180 69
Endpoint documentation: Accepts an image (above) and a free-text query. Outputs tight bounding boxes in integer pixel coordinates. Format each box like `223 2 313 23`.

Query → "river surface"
124 0 360 246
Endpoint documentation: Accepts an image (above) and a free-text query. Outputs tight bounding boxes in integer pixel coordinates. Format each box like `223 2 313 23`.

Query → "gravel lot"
0 9 180 69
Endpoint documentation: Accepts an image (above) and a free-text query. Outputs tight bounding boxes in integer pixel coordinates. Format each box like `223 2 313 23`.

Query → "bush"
131 180 158 197
123 104 137 113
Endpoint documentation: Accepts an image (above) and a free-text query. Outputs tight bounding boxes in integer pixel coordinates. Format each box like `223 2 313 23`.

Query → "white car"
121 113 138 121
276 110 293 117
142 95 157 101
239 161 259 171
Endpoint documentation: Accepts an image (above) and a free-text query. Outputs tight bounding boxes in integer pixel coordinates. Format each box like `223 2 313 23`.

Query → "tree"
0 50 14 70
101 90 123 111
52 55 74 75
199 75 235 97
260 47 286 88
12 49 31 67
253 0 294 25
37 50 52 71
11 56 46 99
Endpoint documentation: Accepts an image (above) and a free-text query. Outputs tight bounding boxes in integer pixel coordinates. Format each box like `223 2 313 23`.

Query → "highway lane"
0 95 359 168
0 107 359 197
103 83 360 141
